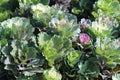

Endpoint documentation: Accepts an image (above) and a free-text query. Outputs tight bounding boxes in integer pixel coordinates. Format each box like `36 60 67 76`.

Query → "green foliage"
17 0 50 18
0 39 7 62
93 0 120 21
0 10 12 22
0 0 18 22
112 73 120 80
39 0 50 5
31 3 79 28
49 15 80 38
43 67 62 80
0 0 18 10
17 75 39 80
0 0 120 80
88 17 114 38
0 17 34 40
38 32 72 66
95 37 120 68
70 0 95 20
66 50 81 67
18 0 50 5
0 17 44 76
18 0 39 5
0 0 9 5
31 3 52 27
78 58 100 79
71 0 93 15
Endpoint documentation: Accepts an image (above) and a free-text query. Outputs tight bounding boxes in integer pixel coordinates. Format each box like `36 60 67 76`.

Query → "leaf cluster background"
0 0 120 80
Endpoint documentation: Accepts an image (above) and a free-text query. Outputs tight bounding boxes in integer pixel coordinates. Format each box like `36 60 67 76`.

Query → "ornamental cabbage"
0 17 34 40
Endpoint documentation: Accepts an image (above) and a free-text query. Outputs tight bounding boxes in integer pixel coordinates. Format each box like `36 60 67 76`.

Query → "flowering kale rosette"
0 17 44 76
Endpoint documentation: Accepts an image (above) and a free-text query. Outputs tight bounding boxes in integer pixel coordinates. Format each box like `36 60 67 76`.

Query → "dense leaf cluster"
0 0 120 80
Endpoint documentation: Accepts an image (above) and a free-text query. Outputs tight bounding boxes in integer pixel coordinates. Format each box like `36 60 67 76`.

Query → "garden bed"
0 0 120 80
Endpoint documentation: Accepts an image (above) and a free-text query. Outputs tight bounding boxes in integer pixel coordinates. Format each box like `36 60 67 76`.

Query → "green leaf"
43 67 62 80
60 21 80 38
67 50 81 67
18 0 39 5
1 17 34 40
50 13 80 38
0 10 12 22
0 39 7 47
39 0 50 5
93 0 120 20
65 13 77 23
112 73 120 80
95 37 120 69
78 61 88 74
72 8 81 15
38 32 51 47
78 57 100 78
43 40 59 66
31 3 51 27
0 0 9 5
52 35 63 50
17 75 40 80
20 0 50 5
38 33 73 66
1 44 12 57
